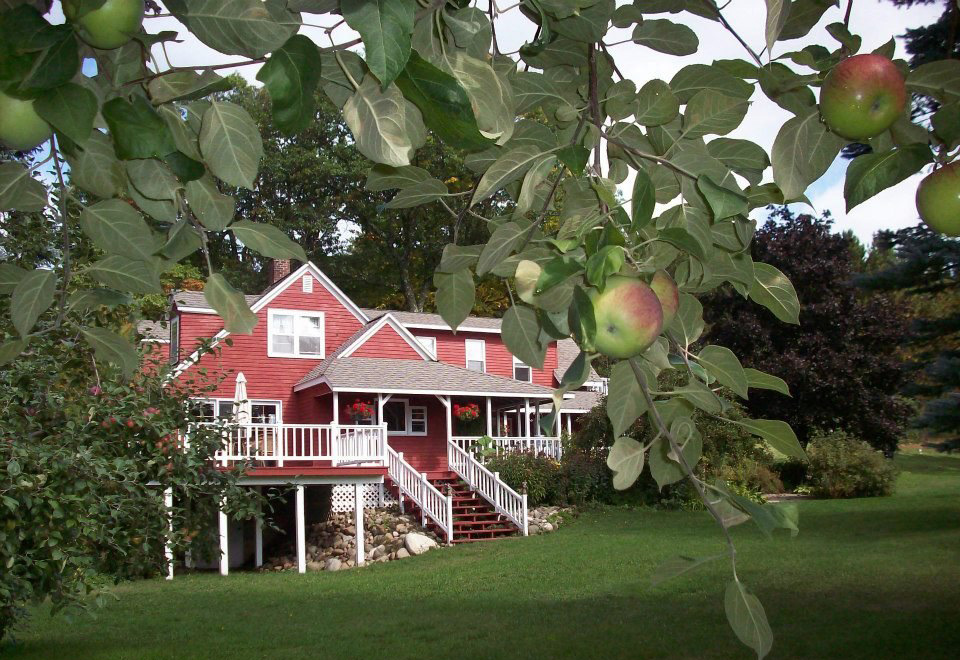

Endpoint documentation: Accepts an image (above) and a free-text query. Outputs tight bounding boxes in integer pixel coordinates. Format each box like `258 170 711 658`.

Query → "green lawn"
6 453 960 659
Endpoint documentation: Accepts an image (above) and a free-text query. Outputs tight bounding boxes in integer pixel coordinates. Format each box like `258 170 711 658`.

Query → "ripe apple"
0 91 52 151
819 54 907 141
916 163 960 237
589 275 664 359
649 270 679 327
64 0 145 50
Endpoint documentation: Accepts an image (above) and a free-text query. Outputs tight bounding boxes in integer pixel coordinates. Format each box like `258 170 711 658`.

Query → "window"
379 400 427 435
251 403 278 424
465 339 486 372
169 316 179 364
268 309 325 358
302 275 313 293
194 399 280 424
513 356 532 382
415 335 437 358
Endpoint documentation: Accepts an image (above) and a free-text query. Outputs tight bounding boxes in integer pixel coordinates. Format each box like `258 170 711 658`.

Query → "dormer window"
513 356 532 382
268 309 325 358
465 339 485 372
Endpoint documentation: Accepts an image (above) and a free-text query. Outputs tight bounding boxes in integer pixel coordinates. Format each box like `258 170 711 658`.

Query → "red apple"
916 163 960 237
64 0 145 50
649 270 679 327
819 54 906 141
589 275 664 359
0 91 52 151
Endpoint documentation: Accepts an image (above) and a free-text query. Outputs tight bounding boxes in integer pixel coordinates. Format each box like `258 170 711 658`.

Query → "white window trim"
513 355 532 383
194 398 283 424
302 274 313 293
379 398 428 436
414 335 437 359
267 308 325 359
169 316 180 364
465 339 486 373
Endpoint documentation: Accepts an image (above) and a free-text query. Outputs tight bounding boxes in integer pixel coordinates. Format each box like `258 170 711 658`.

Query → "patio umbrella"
233 372 251 425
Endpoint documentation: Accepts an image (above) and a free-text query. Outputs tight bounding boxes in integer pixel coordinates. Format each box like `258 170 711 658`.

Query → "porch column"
354 483 365 566
254 486 263 568
218 504 229 576
524 398 531 437
555 407 562 437
485 397 493 437
164 487 174 581
566 413 572 435
295 484 306 574
332 392 339 423
534 403 541 438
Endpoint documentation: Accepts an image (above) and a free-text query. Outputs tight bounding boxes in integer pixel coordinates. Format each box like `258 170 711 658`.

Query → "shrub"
484 452 561 506
806 430 899 498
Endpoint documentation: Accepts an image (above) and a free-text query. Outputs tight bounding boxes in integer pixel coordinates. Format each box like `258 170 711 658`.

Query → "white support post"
332 391 339 424
295 484 306 574
524 398 531 437
398 452 405 513
485 396 493 437
419 473 428 526
254 486 263 568
566 414 573 436
164 487 174 581
354 483 365 566
521 492 529 536
445 494 454 545
218 505 229 576
535 403 541 438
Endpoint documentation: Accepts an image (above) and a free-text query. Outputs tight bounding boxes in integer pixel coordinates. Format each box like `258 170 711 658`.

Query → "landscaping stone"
526 506 575 534
306 561 322 572
324 558 342 572
404 532 437 556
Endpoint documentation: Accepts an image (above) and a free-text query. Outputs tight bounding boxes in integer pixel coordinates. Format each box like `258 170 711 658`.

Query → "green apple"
0 91 52 151
649 270 679 327
589 275 664 359
916 163 960 237
819 54 906 141
64 0 145 50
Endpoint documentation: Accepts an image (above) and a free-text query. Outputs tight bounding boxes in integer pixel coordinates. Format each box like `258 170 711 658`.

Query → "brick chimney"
266 259 291 285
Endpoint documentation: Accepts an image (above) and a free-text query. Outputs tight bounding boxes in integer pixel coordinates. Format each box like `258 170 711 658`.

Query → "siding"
349 324 422 359
385 395 448 474
412 329 558 386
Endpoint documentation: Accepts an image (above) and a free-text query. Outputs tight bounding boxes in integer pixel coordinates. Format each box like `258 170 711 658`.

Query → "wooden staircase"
394 471 520 543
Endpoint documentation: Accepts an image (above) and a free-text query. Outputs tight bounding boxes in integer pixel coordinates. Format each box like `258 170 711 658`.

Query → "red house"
141 260 604 575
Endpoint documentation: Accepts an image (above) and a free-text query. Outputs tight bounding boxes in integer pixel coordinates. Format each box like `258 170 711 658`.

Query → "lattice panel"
330 484 396 511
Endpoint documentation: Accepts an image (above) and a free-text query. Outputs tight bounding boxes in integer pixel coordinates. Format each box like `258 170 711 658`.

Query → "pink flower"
89 386 102 396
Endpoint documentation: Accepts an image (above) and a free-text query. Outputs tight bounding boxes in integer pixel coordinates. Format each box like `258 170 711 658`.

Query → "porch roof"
560 388 602 413
294 356 556 398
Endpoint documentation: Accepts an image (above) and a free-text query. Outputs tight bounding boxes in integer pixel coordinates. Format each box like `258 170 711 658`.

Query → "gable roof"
555 338 602 383
560 388 602 413
137 319 168 342
363 308 502 333
172 290 260 312
336 313 434 360
294 357 555 397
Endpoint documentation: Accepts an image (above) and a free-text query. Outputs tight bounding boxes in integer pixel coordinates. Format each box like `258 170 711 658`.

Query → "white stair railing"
447 440 528 536
387 446 453 544
451 436 563 461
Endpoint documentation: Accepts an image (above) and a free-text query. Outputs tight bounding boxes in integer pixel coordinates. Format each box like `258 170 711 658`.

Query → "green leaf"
744 368 791 396
434 269 475 332
87 256 163 294
395 51 492 152
34 83 97 144
439 51 515 145
585 245 625 290
341 0 413 88
780 0 835 41
16 25 79 94
63 130 126 199
569 285 596 348
344 75 426 168
147 69 232 104
163 151 205 182
607 360 646 438
166 0 299 58
0 263 28 294
706 138 770 181
650 554 722 587
366 164 431 191
631 168 656 230
185 175 235 230
607 437 646 490
666 292 704 348
682 90 750 140
102 96 178 160
749 262 800 324
669 64 754 104
79 199 163 261
732 418 806 460
477 221 528 276
632 18 698 56
256 35 322 134
844 145 933 212
516 155 558 213
0 162 47 212
674 379 723 414
697 175 748 220
772 111 844 200
68 288 133 312
648 418 702 489
556 145 589 174
764 0 790 53
501 305 546 369
81 326 139 379
724 580 773 660
204 273 258 334
696 345 748 399
906 58 960 103
11 269 55 337
657 227 707 261
632 79 680 127
199 101 264 189
535 256 583 294
231 220 307 261
384 178 448 209
438 244 482 273
125 159 180 201
0 339 27 366
474 145 554 205
161 219 203 263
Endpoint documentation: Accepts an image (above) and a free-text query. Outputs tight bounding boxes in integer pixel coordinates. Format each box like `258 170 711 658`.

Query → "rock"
324 558 342 572
344 525 356 535
395 548 410 559
528 524 541 535
396 523 408 534
404 532 437 556
372 544 387 559
542 522 554 532
392 531 399 538
374 555 390 563
306 561 322 572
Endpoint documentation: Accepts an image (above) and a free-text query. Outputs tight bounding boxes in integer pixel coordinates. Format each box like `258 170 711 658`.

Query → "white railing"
447 440 527 536
212 423 388 467
452 436 563 461
387 447 453 544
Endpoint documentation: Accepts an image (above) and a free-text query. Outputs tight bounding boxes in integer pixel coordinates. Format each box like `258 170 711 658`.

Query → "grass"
6 452 960 659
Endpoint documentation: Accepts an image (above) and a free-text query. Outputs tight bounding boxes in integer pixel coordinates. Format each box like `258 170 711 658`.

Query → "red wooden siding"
385 395 448 474
410 329 558 385
349 324 422 359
